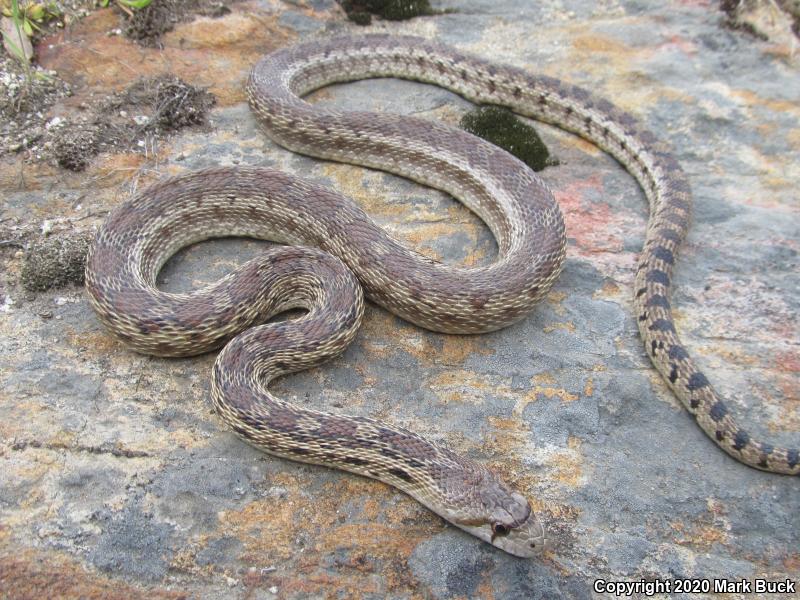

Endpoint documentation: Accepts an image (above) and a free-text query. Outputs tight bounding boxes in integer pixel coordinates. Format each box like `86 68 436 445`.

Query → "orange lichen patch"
427 370 496 404
669 520 727 550
571 34 636 57
360 309 494 367
64 326 122 357
37 8 294 108
545 437 584 487
322 164 461 249
532 372 557 385
440 334 495 364
783 553 800 572
168 544 216 578
547 290 567 316
321 164 403 220
320 165 493 265
428 370 490 390
543 321 576 334
166 13 265 50
475 579 497 600
489 373 582 417
525 382 578 408
595 279 621 299
696 345 760 368
566 30 694 111
730 89 800 117
534 500 581 523
0 547 185 599
220 473 438 598
404 220 490 265
483 416 539 488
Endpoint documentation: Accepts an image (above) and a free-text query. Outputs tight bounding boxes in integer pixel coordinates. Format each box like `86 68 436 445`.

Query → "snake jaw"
453 512 546 558
450 479 546 558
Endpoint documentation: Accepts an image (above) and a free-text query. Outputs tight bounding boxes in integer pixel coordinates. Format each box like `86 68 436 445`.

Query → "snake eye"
492 523 510 537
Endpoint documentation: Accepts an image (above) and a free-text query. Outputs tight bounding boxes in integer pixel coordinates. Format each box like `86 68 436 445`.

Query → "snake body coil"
86 35 799 559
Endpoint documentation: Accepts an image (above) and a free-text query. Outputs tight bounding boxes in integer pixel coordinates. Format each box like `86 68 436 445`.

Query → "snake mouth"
490 518 546 558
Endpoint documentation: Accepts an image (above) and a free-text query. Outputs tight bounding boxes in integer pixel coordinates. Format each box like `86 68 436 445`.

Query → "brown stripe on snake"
86 35 797 562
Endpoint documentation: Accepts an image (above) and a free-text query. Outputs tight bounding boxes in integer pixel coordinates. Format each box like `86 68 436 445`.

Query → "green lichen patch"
20 232 93 292
338 0 440 25
460 106 557 172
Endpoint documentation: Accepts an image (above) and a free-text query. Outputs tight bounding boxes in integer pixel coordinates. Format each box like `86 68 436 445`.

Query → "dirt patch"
0 55 71 156
50 73 215 171
2 1 230 164
121 0 233 46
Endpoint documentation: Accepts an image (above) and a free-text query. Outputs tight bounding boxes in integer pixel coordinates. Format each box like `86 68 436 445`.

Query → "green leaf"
28 4 44 20
117 0 152 8
22 18 32 36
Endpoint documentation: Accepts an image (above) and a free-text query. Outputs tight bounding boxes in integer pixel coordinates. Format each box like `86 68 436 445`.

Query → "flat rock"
0 1 798 598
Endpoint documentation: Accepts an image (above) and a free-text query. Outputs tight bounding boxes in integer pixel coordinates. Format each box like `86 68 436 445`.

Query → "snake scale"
85 34 800 559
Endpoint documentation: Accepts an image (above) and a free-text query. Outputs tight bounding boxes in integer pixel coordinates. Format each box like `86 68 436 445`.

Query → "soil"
1 0 230 165
122 0 233 47
51 74 216 171
0 55 71 156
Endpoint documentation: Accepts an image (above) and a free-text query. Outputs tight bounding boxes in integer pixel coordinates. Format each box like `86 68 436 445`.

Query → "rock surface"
1 1 798 598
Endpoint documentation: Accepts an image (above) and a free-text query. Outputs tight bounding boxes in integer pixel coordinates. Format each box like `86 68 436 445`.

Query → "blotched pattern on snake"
85 34 800 559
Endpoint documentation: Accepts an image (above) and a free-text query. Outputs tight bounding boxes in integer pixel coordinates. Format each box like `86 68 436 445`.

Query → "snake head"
452 471 546 558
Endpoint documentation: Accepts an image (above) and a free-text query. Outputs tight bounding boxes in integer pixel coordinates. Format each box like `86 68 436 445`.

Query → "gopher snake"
85 34 799 559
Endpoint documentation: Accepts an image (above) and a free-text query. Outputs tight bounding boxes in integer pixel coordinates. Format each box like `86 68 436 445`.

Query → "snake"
85 34 800 559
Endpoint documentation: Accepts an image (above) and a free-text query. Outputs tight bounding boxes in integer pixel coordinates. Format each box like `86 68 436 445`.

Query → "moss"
338 0 439 25
460 106 557 172
53 124 100 172
20 233 93 292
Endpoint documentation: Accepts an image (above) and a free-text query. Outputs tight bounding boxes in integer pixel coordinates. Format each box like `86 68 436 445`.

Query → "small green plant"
1 0 59 37
98 0 154 16
2 0 33 86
